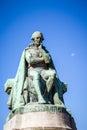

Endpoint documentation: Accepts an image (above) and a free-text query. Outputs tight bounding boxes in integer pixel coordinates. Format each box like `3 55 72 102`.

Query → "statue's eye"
37 37 40 39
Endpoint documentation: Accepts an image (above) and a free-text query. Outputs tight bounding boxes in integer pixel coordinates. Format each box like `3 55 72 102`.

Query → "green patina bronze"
5 31 68 121
6 104 71 121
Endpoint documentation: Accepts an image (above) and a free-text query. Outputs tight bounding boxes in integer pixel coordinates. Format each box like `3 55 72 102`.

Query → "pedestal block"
4 104 77 130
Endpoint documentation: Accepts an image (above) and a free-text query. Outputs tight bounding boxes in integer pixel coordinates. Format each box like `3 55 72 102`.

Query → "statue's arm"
25 49 44 65
30 57 44 65
40 48 51 64
25 50 31 63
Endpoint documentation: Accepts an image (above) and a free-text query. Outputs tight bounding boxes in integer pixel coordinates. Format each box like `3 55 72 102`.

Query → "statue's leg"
41 69 56 103
28 70 46 103
23 77 30 104
53 78 65 107
41 69 56 92
23 90 30 104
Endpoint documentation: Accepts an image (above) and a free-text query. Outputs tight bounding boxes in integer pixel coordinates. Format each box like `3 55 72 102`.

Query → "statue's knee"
50 71 56 78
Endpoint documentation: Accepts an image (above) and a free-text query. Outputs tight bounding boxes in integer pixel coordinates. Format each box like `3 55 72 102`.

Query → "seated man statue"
5 31 67 111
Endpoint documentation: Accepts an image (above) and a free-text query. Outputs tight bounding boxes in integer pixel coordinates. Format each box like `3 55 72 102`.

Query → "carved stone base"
4 104 77 130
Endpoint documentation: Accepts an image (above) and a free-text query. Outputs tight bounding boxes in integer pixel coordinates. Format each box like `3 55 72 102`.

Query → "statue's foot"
38 99 51 104
38 98 46 104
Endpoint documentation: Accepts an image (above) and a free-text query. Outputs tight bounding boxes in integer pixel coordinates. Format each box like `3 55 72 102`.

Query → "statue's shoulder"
42 45 49 53
29 43 35 48
25 43 34 51
25 47 29 50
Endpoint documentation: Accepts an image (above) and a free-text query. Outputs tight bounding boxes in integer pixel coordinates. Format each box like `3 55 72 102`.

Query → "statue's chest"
29 48 41 57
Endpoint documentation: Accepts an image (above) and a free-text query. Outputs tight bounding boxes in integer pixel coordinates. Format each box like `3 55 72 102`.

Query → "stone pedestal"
4 104 77 130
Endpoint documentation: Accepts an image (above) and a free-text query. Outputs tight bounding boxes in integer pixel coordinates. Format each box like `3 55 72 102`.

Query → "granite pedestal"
4 104 77 130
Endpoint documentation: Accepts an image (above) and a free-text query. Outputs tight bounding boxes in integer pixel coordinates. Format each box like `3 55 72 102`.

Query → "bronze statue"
5 31 67 111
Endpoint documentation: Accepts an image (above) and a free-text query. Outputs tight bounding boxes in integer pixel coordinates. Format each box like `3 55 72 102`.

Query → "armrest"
4 78 15 94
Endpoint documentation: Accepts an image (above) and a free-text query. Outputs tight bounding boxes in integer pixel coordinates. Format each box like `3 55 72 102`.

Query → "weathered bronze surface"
5 31 67 120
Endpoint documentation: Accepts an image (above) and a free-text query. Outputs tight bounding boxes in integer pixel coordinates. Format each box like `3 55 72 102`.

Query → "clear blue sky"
0 0 87 130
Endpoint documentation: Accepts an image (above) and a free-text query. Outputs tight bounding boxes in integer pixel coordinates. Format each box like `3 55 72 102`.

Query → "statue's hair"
31 31 44 41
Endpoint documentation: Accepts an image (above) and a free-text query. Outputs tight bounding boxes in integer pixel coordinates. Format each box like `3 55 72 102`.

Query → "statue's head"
31 31 44 46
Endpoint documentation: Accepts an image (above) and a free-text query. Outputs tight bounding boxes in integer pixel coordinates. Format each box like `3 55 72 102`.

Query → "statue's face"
34 36 42 46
